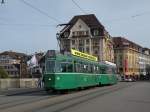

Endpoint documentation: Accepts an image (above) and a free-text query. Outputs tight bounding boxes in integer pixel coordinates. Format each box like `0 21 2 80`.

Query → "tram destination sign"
71 49 98 61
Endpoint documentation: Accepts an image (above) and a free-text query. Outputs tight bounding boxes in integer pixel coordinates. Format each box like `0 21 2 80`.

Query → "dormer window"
64 32 69 37
79 25 82 29
93 30 99 36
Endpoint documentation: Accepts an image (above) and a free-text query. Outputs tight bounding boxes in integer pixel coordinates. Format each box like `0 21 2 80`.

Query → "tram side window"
87 64 90 73
94 66 99 74
106 68 111 74
86 64 89 73
61 63 66 72
97 66 100 74
81 64 87 73
90 64 93 73
73 61 80 72
79 63 84 73
83 64 86 73
74 63 81 72
89 64 93 73
100 68 107 74
81 64 93 73
111 68 116 74
61 62 73 72
68 64 73 72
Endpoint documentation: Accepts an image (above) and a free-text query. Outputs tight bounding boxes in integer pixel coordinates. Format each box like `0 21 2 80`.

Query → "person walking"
37 77 42 88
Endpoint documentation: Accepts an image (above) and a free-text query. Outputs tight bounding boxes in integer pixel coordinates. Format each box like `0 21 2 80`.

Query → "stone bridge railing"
0 78 39 89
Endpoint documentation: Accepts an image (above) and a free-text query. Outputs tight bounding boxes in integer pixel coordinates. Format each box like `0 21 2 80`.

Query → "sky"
0 0 150 54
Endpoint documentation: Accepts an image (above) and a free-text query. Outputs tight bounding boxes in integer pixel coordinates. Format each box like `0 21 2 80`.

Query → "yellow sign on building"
71 49 98 61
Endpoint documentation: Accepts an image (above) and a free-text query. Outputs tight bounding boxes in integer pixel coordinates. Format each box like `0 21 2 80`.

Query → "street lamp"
17 56 22 79
1 0 4 4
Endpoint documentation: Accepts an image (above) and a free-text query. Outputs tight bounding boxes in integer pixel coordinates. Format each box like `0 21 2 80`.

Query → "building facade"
113 37 150 79
57 14 114 62
0 51 28 78
141 48 150 75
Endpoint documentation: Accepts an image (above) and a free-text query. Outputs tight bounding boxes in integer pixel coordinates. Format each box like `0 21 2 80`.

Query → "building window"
79 25 82 29
7 71 10 74
64 32 69 37
72 32 75 36
93 30 99 36
86 39 89 44
4 66 7 69
11 66 13 69
72 31 88 36
79 47 84 52
79 31 83 35
86 47 89 53
119 55 123 66
94 50 98 55
15 71 18 75
85 31 89 35
11 71 13 75
79 40 84 46
72 40 75 45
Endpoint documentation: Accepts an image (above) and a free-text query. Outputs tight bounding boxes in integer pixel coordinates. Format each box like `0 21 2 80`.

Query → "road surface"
0 82 150 112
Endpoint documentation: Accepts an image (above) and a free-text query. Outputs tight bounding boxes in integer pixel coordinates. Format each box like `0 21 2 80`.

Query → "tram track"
32 82 135 112
0 89 44 105
0 92 59 110
0 85 113 108
0 82 136 112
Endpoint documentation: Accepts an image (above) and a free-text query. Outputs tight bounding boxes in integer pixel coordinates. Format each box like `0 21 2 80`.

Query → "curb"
0 88 44 96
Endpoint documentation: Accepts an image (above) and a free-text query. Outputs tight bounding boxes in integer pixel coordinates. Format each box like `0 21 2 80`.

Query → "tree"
0 66 9 78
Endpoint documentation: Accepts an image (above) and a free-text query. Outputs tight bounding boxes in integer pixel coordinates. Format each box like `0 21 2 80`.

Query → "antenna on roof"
56 23 71 27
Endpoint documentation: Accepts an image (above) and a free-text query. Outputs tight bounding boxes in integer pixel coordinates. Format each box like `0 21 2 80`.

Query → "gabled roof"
113 37 142 48
60 14 105 33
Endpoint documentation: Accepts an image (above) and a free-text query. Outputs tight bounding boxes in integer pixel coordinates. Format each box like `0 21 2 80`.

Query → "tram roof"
99 61 116 67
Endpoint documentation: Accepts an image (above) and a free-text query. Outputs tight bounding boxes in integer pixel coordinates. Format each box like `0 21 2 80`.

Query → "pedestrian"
37 77 42 88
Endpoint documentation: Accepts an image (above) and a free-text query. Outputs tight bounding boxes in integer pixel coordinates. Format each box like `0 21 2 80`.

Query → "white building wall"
69 19 92 54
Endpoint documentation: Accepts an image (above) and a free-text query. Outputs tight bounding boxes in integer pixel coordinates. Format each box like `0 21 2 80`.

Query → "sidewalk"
0 88 44 96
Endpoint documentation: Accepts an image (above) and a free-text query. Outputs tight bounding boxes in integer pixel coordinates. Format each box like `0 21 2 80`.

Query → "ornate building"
57 14 114 62
113 37 150 79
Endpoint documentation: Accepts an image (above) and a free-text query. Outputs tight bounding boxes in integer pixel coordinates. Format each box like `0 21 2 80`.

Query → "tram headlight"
48 78 51 81
56 76 60 80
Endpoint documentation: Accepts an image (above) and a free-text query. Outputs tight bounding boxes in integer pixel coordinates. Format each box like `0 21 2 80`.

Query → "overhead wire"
131 11 150 18
1 0 150 26
0 23 57 27
106 11 150 23
20 0 62 24
71 0 87 14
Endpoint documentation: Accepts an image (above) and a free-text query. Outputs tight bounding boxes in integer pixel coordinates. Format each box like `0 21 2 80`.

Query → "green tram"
43 49 117 92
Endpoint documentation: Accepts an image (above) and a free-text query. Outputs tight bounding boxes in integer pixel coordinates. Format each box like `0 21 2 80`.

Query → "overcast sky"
0 0 150 54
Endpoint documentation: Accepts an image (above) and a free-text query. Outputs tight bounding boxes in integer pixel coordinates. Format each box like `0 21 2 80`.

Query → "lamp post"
20 61 21 79
18 56 22 79
1 0 4 4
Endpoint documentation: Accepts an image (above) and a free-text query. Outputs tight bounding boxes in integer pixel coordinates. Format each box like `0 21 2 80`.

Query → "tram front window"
46 60 55 73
